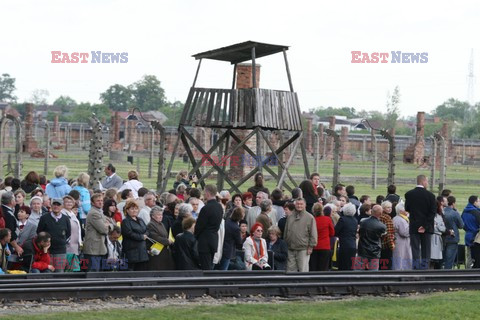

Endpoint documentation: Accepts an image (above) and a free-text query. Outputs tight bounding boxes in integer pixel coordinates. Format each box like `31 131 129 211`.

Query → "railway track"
0 270 478 301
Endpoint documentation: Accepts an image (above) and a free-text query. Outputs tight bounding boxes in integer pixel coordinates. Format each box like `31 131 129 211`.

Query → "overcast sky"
1 0 479 117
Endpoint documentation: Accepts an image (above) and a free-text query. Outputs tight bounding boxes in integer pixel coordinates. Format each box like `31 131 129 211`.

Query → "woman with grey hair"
147 206 175 270
172 204 193 237
334 203 358 270
392 202 412 270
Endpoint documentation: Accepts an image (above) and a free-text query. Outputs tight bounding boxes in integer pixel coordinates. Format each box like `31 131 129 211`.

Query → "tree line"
0 74 183 126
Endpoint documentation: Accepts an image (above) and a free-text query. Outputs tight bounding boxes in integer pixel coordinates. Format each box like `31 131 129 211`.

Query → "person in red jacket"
22 232 55 273
309 203 335 271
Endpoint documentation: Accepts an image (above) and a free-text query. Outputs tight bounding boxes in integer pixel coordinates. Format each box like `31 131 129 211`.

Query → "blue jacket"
73 186 91 220
461 204 480 247
45 177 72 199
444 207 464 244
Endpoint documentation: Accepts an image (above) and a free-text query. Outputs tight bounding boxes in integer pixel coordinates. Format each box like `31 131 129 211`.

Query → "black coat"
194 199 223 254
20 180 39 194
278 217 286 238
267 238 288 270
357 216 386 259
161 210 175 234
172 217 184 238
121 216 149 263
36 212 71 254
222 219 242 260
405 187 436 234
304 194 317 214
385 193 400 204
335 216 358 249
146 219 175 270
173 231 200 270
2 205 18 242
247 186 269 198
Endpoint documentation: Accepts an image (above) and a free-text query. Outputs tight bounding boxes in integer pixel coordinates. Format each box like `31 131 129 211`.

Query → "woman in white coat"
118 170 143 199
243 222 270 270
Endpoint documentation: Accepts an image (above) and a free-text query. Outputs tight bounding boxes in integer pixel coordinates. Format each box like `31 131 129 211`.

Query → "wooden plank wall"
180 87 302 131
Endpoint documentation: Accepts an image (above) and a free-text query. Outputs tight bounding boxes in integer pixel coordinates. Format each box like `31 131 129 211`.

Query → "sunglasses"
255 229 263 232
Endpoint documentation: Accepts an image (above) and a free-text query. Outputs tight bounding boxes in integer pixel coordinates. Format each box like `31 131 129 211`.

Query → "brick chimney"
229 63 262 179
236 63 261 89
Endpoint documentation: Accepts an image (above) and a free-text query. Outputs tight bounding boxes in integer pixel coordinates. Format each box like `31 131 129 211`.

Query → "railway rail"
0 270 478 301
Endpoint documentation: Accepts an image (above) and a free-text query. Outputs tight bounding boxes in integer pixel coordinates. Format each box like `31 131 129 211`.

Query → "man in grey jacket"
83 194 113 271
284 198 317 272
101 163 123 190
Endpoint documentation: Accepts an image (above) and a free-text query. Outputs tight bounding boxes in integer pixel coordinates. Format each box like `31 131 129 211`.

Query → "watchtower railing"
180 87 302 131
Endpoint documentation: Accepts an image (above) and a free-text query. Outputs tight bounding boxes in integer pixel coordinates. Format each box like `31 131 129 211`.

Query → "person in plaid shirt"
379 201 395 270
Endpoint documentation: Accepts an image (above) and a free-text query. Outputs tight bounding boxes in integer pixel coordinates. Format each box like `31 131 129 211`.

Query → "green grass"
2 291 479 320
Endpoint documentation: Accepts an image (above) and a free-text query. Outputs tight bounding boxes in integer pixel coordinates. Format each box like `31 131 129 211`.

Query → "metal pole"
200 128 207 176
14 117 22 179
314 132 319 174
371 131 377 190
153 122 166 193
65 123 71 152
435 134 447 193
325 129 340 191
80 124 83 149
322 134 327 161
149 125 154 179
430 136 437 192
44 121 50 176
128 121 132 154
362 135 367 162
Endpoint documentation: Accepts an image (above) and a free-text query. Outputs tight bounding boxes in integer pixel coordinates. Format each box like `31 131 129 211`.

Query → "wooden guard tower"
163 41 309 193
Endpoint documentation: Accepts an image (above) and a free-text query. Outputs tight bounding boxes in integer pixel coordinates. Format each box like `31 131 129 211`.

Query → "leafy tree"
385 86 400 129
433 98 471 123
310 106 357 118
129 75 167 112
395 127 414 136
0 73 17 103
30 89 49 105
49 102 111 122
69 103 111 122
100 84 133 111
53 95 77 111
459 102 480 138
160 100 184 125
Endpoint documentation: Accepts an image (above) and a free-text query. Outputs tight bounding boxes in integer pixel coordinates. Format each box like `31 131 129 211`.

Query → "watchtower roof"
192 41 289 64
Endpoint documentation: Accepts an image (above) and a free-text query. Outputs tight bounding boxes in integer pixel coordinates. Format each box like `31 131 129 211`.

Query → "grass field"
2 290 479 320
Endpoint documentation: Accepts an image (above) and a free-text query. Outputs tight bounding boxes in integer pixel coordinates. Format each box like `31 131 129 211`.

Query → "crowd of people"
0 164 476 273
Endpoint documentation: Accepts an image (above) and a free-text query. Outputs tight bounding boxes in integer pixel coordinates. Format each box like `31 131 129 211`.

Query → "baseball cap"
52 198 63 205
